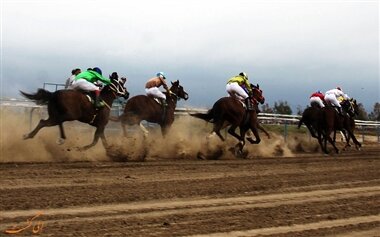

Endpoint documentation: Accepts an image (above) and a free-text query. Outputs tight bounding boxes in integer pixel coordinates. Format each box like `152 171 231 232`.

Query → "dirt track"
1 144 379 236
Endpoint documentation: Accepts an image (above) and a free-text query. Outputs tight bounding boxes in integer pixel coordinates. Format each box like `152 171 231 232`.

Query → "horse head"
350 98 359 116
341 98 356 117
169 80 189 101
103 72 128 98
251 84 265 104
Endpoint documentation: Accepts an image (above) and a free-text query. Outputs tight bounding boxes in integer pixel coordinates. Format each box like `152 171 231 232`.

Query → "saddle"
75 90 99 106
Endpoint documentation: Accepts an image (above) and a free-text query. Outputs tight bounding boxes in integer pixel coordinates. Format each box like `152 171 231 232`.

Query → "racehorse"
336 99 361 150
190 84 265 154
298 106 326 151
298 98 361 154
115 80 189 137
20 73 128 151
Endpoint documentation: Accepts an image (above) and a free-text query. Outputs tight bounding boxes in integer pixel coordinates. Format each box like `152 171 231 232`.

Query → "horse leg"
257 123 270 139
234 127 248 158
306 124 317 138
317 131 326 154
139 121 149 138
160 124 171 137
326 128 340 154
57 123 66 145
247 126 261 144
341 130 351 150
23 118 57 139
227 125 242 141
79 127 104 151
346 130 361 150
213 121 225 141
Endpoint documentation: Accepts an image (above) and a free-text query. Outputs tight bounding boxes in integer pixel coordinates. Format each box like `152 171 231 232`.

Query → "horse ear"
256 84 259 88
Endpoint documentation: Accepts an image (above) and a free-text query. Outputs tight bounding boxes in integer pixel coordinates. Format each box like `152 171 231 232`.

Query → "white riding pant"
70 79 99 91
324 93 341 107
145 87 166 100
226 82 249 100
309 96 325 108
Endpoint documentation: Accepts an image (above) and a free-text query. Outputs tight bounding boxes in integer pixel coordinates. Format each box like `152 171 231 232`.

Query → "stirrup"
95 101 105 108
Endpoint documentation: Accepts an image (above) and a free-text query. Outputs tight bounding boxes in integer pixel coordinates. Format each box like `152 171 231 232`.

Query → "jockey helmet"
336 86 342 91
93 67 102 75
156 72 166 79
239 72 248 79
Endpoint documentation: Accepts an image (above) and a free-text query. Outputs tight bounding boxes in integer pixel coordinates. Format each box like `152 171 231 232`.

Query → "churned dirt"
0 110 379 236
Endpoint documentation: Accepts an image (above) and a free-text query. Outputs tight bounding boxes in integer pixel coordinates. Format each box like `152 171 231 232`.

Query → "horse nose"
260 97 265 104
184 93 189 100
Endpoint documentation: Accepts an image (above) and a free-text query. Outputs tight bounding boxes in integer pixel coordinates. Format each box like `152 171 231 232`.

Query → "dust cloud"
0 108 320 163
0 108 107 163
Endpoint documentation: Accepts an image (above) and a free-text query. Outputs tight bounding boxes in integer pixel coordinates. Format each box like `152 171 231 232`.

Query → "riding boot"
95 90 104 108
161 98 168 107
245 98 253 111
337 107 343 116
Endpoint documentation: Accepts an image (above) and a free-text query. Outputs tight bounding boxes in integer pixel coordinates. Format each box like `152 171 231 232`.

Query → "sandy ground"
0 111 379 236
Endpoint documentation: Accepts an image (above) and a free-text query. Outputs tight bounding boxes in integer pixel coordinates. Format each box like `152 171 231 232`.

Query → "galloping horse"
298 98 361 154
335 99 361 150
190 84 265 152
115 80 189 137
20 73 128 150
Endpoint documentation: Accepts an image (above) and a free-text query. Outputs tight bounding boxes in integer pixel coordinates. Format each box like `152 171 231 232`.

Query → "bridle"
101 80 126 110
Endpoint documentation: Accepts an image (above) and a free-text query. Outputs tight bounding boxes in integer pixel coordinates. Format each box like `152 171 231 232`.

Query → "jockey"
324 87 349 115
309 90 325 108
226 72 253 110
70 67 111 108
65 68 81 89
145 72 170 107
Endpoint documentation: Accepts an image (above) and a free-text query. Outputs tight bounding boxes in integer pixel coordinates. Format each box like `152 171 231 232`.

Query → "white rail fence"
2 99 380 142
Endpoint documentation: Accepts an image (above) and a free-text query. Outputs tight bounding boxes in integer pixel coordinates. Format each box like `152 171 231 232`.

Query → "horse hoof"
56 138 65 145
197 152 206 160
23 134 30 140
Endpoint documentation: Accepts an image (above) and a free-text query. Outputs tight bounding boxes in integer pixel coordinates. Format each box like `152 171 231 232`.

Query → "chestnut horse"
115 80 189 137
20 73 128 151
190 84 265 153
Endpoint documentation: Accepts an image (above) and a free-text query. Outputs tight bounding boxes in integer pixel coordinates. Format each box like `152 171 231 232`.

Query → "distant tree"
261 103 274 113
368 102 380 121
273 100 292 115
355 103 368 120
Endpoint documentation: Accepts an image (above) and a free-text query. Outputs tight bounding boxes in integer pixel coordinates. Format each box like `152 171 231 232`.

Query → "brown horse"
298 99 361 154
334 99 361 150
190 84 265 154
20 73 128 151
115 80 189 137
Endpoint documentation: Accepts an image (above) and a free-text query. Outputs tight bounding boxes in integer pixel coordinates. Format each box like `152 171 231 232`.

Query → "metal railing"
2 99 380 142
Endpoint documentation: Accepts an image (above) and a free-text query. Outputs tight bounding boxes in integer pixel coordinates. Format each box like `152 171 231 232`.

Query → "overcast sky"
1 0 379 112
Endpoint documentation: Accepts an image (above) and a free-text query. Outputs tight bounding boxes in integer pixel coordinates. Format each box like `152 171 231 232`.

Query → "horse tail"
190 108 214 122
20 89 53 105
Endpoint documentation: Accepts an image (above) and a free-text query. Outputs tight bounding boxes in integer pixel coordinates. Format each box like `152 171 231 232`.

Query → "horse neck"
166 95 177 111
101 89 117 106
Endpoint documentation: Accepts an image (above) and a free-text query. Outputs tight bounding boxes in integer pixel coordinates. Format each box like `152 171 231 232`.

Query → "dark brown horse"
20 73 128 150
334 99 361 150
115 80 189 137
190 84 265 153
298 98 361 154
